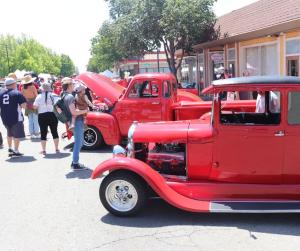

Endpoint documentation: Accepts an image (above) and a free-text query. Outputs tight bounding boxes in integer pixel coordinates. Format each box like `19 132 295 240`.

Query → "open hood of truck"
133 120 190 143
76 72 125 106
177 90 202 102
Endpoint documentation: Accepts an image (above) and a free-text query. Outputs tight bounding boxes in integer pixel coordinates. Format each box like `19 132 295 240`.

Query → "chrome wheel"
105 179 138 212
84 127 97 147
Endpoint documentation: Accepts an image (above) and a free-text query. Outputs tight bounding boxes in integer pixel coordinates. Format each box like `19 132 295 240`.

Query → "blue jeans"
28 113 39 135
72 118 84 164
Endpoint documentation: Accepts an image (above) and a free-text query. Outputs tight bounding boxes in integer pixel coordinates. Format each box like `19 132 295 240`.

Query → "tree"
159 0 217 75
90 0 217 77
0 34 74 77
88 21 123 72
60 54 75 77
87 18 151 72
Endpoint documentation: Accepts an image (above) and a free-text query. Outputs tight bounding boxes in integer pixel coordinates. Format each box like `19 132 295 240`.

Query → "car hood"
177 89 202 102
76 72 125 106
132 120 190 143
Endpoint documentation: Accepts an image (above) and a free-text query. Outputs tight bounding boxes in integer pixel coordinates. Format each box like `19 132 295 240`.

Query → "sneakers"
8 149 24 157
71 162 88 171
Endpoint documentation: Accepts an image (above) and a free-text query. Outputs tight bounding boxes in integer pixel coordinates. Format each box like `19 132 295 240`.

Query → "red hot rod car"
76 72 255 149
92 76 300 216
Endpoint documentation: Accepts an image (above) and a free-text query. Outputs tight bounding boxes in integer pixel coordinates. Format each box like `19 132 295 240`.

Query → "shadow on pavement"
30 138 40 142
63 142 74 150
65 168 93 179
81 145 112 154
6 156 37 163
101 199 300 237
44 152 71 159
63 143 112 154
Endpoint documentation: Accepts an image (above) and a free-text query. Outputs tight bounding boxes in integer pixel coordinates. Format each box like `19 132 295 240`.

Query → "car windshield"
219 89 281 125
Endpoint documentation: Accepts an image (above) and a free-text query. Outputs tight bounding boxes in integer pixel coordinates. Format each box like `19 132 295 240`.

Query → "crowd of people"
0 73 91 171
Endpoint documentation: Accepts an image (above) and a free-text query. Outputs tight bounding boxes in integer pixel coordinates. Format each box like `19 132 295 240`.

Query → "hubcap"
105 179 138 212
84 128 97 147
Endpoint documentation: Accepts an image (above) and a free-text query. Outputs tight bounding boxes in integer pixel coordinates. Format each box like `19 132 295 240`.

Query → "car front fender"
86 112 121 145
92 157 210 213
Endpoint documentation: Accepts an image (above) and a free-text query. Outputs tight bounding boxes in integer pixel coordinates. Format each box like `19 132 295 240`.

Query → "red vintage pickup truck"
92 76 300 216
77 72 255 149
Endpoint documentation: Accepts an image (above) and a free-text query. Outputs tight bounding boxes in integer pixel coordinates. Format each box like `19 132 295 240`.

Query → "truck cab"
77 72 202 149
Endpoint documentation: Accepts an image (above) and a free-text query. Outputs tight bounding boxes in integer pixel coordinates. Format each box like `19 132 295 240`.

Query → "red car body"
92 76 300 216
77 72 256 149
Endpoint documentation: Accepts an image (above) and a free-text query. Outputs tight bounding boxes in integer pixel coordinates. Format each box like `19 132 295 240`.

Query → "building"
119 51 170 77
185 0 300 89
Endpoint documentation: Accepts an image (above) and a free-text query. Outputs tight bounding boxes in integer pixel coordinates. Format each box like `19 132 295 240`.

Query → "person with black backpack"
33 82 60 155
60 77 88 171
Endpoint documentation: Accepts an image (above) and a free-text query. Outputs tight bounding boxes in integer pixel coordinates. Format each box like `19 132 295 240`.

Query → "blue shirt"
0 89 26 126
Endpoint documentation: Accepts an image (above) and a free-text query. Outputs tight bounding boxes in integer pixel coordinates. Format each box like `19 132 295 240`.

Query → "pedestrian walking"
61 77 88 170
21 75 40 138
33 82 60 155
0 78 26 157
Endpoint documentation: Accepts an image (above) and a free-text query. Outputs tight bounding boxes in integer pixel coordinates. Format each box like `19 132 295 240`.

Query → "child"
69 82 93 130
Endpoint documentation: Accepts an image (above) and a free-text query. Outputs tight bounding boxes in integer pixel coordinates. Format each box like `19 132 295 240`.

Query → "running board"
210 201 300 213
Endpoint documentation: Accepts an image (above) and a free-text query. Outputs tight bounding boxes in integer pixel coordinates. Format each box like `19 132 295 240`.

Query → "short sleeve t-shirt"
0 89 27 126
61 92 83 122
34 92 59 114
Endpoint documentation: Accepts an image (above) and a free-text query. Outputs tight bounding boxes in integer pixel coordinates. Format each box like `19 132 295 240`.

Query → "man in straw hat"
61 77 89 170
0 78 27 157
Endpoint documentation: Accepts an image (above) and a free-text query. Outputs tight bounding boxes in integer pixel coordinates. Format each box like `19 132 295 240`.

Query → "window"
227 48 236 61
227 48 236 78
288 91 300 125
220 90 281 125
198 53 205 89
163 81 171 98
243 44 278 76
181 56 197 85
286 39 300 55
128 81 159 98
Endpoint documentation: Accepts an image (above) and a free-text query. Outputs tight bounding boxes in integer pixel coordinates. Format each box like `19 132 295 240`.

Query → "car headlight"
127 121 138 158
113 145 126 157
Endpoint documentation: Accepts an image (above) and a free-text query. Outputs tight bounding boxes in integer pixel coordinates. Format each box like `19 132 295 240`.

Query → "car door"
283 89 300 183
210 91 284 184
116 79 162 136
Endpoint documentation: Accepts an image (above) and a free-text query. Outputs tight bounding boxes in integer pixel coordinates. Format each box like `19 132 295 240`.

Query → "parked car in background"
91 76 300 216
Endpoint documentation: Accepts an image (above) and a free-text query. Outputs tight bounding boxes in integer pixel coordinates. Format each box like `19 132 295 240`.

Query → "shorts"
5 122 25 139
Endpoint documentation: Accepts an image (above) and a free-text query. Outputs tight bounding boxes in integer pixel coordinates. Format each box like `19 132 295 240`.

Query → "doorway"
287 56 299 76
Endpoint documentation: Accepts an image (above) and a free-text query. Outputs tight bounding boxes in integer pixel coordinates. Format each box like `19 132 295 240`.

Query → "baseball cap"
5 78 17 86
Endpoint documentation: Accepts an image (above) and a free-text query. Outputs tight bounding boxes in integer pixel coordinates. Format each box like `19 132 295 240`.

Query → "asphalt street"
1 118 300 251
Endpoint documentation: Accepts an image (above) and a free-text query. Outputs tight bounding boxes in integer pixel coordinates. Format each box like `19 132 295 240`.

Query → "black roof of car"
212 76 300 86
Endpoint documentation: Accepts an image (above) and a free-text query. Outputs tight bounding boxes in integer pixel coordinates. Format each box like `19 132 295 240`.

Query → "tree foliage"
60 54 75 77
88 0 218 76
0 34 75 77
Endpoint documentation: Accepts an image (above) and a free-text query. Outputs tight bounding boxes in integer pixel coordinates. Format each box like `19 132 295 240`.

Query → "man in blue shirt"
0 78 27 157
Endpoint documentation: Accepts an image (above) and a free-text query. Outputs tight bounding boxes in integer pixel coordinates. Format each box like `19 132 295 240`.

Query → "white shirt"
256 91 280 113
34 92 59 114
16 105 24 122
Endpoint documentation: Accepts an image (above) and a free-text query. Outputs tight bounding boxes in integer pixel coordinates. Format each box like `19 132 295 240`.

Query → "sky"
0 0 258 73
